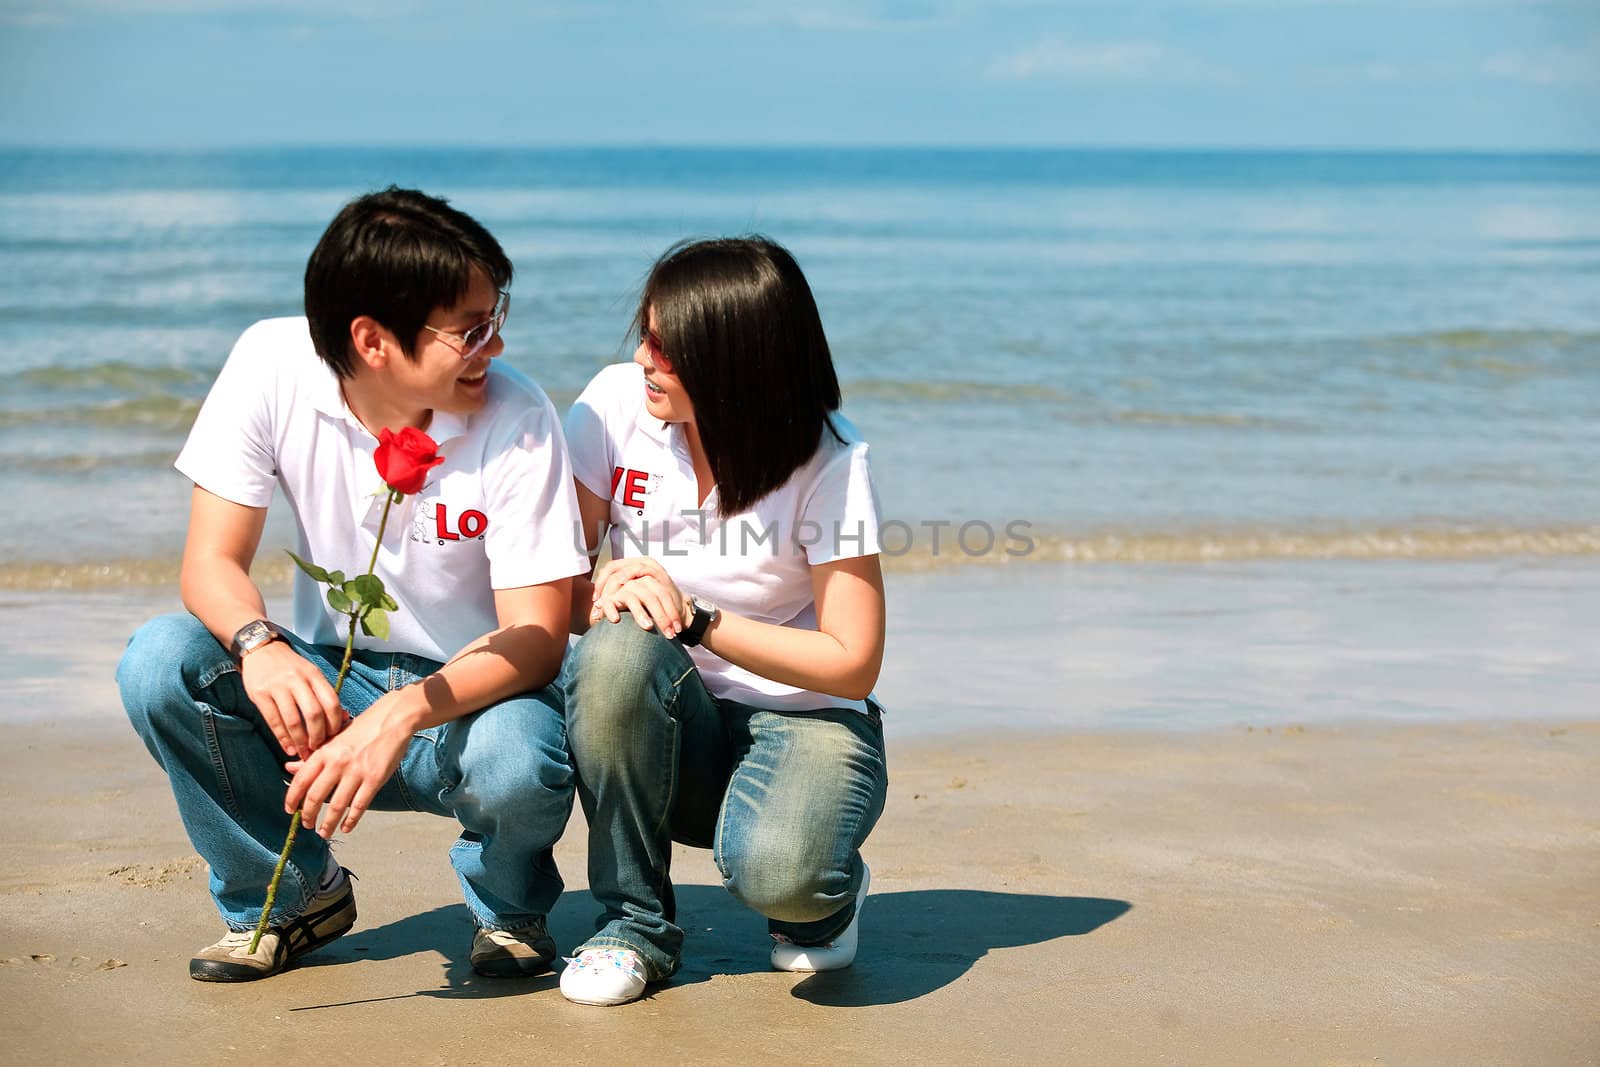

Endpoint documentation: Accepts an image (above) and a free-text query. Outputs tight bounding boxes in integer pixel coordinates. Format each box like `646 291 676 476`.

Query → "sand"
2 578 1598 1064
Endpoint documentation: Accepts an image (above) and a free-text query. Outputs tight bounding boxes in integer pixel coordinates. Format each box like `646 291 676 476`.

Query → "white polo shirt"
566 362 883 713
177 316 589 663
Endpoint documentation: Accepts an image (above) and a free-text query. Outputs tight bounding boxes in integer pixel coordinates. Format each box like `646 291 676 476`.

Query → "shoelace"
481 929 534 949
216 930 276 954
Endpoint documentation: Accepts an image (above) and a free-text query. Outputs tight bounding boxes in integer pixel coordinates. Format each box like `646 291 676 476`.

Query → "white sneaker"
559 948 648 1006
771 862 870 972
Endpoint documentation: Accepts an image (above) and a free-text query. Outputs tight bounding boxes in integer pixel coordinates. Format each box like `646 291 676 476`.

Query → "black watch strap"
680 598 718 648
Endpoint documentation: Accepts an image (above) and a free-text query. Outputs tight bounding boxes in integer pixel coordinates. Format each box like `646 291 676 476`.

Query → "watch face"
233 620 275 655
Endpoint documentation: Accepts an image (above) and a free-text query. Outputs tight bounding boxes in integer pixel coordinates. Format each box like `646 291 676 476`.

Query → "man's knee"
453 695 573 815
118 613 225 738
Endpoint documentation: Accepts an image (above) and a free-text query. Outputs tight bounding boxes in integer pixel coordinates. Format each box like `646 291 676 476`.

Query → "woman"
558 236 888 1006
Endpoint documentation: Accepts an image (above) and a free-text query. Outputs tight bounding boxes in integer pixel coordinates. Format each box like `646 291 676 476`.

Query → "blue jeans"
118 613 574 933
563 619 888 981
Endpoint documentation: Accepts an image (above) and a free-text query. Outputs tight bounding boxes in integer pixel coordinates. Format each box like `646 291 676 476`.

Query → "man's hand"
283 691 412 838
239 640 348 759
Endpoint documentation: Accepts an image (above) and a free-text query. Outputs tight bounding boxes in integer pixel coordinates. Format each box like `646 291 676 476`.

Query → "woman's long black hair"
637 236 843 516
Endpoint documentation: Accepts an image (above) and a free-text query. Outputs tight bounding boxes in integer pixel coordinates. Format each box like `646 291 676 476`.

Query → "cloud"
0 0 423 20
1484 40 1600 87
708 2 951 31
987 39 1237 85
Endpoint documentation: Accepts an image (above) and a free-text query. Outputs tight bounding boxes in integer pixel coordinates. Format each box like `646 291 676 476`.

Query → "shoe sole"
470 952 558 979
469 925 558 979
771 863 869 973
561 989 644 1006
190 884 357 982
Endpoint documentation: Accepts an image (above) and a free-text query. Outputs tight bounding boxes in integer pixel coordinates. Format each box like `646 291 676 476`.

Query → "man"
117 187 588 982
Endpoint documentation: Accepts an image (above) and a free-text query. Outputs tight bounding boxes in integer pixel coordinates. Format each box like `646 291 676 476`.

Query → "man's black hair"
304 186 512 378
637 236 843 516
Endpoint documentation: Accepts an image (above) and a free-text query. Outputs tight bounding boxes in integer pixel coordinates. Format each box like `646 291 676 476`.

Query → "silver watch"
229 619 283 661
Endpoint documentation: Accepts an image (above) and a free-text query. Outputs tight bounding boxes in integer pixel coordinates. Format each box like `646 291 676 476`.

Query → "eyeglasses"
639 327 672 373
422 290 510 360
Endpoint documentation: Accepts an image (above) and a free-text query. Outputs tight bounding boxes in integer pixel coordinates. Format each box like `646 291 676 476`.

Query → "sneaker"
189 867 357 982
770 862 870 973
470 920 558 978
559 948 649 1006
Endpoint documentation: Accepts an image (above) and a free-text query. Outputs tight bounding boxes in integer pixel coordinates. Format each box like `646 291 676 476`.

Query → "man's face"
389 268 506 418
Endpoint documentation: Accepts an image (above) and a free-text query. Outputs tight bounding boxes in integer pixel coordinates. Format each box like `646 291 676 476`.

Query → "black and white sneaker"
469 919 558 978
189 868 358 982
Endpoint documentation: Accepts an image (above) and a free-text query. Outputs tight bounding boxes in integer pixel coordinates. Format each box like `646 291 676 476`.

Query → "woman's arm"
590 553 886 702
702 554 885 701
568 478 610 634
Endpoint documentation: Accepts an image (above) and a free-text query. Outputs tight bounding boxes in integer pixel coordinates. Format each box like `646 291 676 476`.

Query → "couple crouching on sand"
115 188 888 1007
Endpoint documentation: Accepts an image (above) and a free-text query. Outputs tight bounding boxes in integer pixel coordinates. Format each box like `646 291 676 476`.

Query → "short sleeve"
565 365 631 498
174 323 278 508
481 389 591 589
801 440 882 565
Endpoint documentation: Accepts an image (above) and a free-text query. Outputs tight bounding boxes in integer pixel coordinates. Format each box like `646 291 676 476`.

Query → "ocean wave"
0 396 201 430
7 449 178 474
0 556 295 592
16 361 210 391
1092 409 1292 429
1366 328 1600 354
879 524 1600 570
7 524 1599 591
0 300 293 328
844 378 1079 403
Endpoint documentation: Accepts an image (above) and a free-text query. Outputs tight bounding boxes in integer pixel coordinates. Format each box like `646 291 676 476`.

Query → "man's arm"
285 574 573 840
180 485 344 758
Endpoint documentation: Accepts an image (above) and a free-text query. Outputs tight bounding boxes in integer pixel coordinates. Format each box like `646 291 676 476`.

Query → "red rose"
375 427 444 496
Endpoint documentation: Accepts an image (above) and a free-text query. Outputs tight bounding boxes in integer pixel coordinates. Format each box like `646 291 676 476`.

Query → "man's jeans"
564 619 888 981
117 613 574 933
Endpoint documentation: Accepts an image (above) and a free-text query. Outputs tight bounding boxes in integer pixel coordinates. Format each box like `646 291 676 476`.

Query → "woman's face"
634 306 695 425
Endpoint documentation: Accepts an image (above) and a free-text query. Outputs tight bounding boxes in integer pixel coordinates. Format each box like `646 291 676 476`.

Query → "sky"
1 0 1597 150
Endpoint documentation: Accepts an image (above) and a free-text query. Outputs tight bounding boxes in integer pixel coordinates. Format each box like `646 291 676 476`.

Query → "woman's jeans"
564 618 888 981
117 613 574 934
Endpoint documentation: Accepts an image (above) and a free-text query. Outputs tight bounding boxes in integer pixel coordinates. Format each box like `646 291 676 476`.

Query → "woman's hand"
590 557 692 637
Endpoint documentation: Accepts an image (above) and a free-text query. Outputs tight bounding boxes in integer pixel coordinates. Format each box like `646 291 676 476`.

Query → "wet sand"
2 578 1598 1064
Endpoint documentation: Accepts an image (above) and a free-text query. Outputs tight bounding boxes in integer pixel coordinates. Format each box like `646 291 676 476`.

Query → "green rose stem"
248 487 403 955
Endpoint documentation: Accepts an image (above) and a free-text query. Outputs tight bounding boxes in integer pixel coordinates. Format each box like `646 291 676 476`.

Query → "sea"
3 147 1599 590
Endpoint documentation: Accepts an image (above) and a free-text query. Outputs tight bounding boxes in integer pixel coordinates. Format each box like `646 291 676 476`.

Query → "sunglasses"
422 290 510 360
640 327 673 373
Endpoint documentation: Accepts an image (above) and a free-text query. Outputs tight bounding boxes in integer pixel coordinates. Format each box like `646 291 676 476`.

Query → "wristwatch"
229 619 283 661
680 597 720 648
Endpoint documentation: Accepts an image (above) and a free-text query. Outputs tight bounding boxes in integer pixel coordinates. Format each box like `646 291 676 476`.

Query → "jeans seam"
198 705 243 822
195 658 237 690
394 729 440 812
650 669 686 915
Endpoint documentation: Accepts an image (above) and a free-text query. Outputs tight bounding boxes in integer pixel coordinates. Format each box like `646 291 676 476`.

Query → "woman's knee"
718 832 844 924
565 619 680 748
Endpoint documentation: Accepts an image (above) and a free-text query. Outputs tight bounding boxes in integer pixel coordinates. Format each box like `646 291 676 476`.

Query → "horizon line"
3 141 1599 157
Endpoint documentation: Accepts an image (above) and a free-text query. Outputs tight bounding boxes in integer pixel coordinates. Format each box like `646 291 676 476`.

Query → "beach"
3 566 1597 1065
4 145 1599 1063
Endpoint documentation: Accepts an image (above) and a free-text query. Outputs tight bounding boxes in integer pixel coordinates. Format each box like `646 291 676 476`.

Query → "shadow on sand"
291 885 1130 1009
665 884 1131 1006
